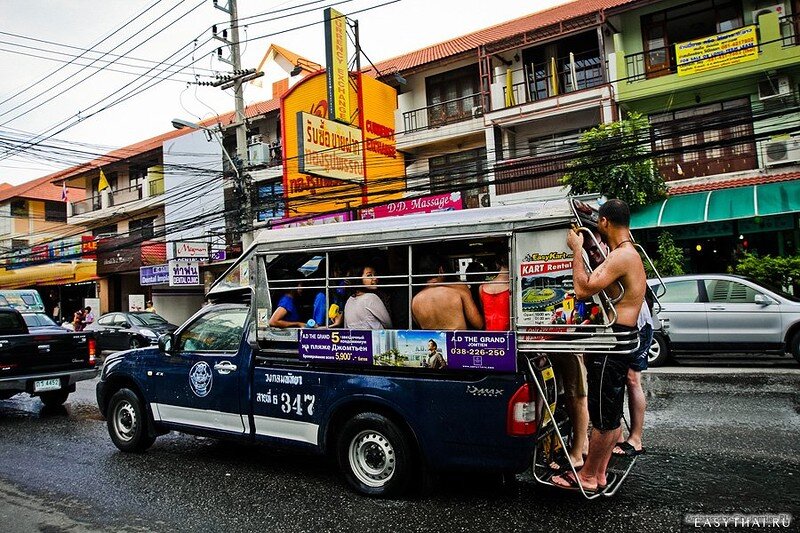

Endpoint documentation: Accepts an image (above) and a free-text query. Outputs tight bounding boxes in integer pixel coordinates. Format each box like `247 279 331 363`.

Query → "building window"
44 201 67 222
129 166 147 190
429 148 487 208
650 97 756 181
92 224 118 238
641 0 744 78
257 182 286 221
129 217 156 240
10 200 27 217
425 65 480 126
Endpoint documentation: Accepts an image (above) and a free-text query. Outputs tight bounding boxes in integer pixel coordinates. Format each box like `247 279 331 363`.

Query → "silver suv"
646 274 800 366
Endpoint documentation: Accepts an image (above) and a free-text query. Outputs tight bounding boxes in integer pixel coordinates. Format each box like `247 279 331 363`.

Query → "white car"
647 274 800 366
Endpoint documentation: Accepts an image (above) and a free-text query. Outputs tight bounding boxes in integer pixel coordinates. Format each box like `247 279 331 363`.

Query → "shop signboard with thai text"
297 112 364 183
168 261 200 286
676 25 758 76
140 264 169 286
360 192 462 219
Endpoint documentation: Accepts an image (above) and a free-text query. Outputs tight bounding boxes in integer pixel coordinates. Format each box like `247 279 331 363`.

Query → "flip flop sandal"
612 441 645 457
548 456 584 473
551 471 598 493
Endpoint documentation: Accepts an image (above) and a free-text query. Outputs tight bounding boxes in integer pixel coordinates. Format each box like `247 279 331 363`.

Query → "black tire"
647 332 670 367
39 389 69 407
336 412 414 497
791 331 800 365
107 388 155 453
129 337 142 349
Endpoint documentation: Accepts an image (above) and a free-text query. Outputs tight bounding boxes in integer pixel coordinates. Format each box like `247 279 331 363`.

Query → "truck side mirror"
158 333 174 353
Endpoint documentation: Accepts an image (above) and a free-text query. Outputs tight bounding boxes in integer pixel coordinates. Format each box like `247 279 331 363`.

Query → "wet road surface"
0 368 798 532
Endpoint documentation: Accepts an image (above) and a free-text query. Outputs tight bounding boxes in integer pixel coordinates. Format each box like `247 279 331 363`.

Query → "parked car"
21 312 69 333
84 311 178 352
646 274 800 366
0 307 97 407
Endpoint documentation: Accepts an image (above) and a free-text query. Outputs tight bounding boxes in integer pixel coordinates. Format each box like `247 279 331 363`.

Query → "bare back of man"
412 284 484 330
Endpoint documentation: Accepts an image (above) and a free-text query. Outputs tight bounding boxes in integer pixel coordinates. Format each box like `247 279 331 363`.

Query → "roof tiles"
668 171 800 195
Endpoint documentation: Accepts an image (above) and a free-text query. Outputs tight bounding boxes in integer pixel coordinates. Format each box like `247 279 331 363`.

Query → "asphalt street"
0 367 798 533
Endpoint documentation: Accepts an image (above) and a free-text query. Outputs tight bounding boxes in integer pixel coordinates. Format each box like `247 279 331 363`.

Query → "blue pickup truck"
97 199 642 497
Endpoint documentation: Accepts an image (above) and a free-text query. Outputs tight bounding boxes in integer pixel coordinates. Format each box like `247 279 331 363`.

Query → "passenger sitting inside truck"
268 283 308 329
479 251 510 331
344 264 392 330
412 254 483 331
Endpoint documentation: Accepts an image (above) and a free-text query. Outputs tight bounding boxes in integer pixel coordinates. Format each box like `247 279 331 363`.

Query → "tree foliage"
735 252 800 293
561 112 667 209
651 231 685 277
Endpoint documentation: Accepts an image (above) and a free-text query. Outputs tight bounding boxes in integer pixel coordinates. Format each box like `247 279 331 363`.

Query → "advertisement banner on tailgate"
299 329 516 372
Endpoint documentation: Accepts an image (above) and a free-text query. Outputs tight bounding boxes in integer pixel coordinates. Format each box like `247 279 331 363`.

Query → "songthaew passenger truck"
96 197 645 498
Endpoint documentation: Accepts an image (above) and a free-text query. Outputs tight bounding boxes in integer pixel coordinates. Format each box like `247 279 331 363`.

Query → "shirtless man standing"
552 198 646 493
412 255 484 331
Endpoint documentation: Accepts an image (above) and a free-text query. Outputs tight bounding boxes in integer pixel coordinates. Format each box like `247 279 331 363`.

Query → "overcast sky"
0 0 571 186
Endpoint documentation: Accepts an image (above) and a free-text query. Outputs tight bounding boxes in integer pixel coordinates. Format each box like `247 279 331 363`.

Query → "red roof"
5 97 281 196
373 0 640 74
668 171 800 195
0 173 86 204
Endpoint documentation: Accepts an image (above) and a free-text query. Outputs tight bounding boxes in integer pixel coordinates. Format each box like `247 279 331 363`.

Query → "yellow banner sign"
297 112 364 183
324 8 350 123
676 25 758 76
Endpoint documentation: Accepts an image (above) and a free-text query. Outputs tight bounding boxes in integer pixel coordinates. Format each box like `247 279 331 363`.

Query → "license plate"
34 378 61 392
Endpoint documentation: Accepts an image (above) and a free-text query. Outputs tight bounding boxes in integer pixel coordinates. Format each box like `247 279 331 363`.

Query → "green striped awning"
631 181 800 229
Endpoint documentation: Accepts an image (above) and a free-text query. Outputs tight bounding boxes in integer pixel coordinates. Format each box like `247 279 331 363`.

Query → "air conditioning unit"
248 142 270 164
758 75 792 100
752 3 786 22
478 192 491 208
472 106 484 118
762 137 800 167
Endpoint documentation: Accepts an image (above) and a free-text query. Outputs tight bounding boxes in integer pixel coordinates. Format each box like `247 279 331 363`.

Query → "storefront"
631 180 800 273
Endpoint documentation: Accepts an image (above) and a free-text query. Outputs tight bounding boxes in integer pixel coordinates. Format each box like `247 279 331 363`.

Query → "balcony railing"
110 183 142 207
402 93 482 133
71 196 101 216
494 154 570 195
499 50 606 109
781 13 799 47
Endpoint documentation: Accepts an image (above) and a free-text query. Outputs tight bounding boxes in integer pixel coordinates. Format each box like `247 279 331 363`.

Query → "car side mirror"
754 294 772 306
158 333 174 353
122 322 131 328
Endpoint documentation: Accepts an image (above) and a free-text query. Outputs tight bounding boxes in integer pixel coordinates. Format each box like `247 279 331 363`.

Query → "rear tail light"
507 383 537 436
88 338 96 366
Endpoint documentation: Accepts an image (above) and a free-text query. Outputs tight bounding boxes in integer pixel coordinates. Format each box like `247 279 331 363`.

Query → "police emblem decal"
189 361 213 397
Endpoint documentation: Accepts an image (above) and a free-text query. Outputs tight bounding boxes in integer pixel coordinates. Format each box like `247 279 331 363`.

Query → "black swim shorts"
586 324 637 431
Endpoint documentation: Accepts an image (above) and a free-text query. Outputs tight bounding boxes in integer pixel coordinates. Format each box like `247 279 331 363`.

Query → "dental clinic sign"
169 260 200 286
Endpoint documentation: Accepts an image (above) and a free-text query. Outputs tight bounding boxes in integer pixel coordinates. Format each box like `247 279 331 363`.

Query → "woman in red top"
479 252 510 331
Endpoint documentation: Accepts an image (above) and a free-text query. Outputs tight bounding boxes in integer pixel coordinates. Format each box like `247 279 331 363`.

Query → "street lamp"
171 118 239 180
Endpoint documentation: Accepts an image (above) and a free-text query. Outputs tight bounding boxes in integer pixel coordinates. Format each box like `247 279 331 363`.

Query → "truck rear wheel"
39 389 69 407
337 412 414 497
107 388 155 453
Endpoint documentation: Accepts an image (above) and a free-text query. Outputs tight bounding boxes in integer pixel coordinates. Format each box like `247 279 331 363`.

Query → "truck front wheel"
337 412 414 497
107 388 155 453
39 389 69 407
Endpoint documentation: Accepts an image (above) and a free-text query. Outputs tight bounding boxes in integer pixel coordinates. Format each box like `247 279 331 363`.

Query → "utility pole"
213 0 256 249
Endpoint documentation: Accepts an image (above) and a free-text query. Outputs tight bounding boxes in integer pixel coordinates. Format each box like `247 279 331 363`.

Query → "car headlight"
140 328 157 338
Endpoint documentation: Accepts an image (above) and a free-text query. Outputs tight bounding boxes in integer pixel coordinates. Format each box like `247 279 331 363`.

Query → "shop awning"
631 181 800 229
0 261 98 289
